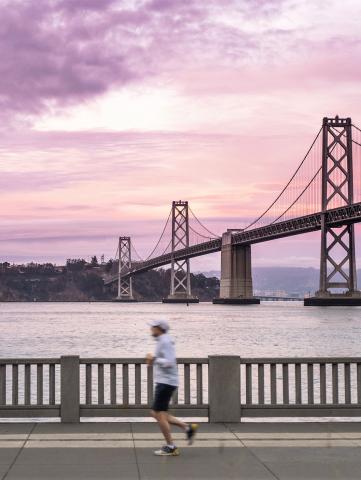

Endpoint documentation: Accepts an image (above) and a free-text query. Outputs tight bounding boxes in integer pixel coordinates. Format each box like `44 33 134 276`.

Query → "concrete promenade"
1 422 361 479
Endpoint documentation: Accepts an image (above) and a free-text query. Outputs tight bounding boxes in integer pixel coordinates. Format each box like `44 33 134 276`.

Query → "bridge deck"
104 201 361 284
1 421 361 479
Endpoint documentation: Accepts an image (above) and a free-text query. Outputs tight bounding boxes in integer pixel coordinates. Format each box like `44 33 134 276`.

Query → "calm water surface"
1 302 361 358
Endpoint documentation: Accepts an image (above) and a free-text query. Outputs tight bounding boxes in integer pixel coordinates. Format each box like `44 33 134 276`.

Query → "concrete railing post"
208 356 240 422
60 355 80 423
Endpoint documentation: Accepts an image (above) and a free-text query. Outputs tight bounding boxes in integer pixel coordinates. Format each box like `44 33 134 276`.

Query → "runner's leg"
152 410 174 445
167 414 188 431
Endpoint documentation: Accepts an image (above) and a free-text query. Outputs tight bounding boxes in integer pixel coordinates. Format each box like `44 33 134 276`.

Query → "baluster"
320 363 326 404
12 365 18 405
172 371 179 405
37 364 43 405
135 364 141 405
258 364 264 404
344 363 351 404
246 364 252 404
86 364 92 405
184 364 190 405
110 364 116 405
49 364 55 405
147 365 154 405
295 363 302 404
270 363 277 404
307 364 314 405
122 364 129 405
332 363 338 404
24 364 31 405
0 364 6 405
357 363 361 404
196 364 203 405
98 364 104 405
282 364 289 404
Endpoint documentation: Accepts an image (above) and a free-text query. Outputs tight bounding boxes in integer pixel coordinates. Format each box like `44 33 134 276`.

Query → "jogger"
146 319 198 456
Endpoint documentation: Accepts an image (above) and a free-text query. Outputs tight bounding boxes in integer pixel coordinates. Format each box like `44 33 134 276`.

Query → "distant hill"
0 261 219 302
1 261 360 301
201 267 361 296
253 267 319 295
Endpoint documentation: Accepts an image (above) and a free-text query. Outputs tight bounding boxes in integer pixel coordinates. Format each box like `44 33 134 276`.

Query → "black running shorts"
152 383 177 412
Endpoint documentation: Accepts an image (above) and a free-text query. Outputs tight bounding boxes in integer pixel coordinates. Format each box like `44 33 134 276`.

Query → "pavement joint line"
7 432 361 441
1 423 36 480
228 425 281 480
227 423 244 443
134 439 244 448
232 432 361 440
20 439 361 448
130 423 142 480
29 433 133 439
239 437 281 480
23 437 236 442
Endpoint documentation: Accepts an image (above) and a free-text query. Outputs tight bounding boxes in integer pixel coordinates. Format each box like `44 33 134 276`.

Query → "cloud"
0 0 293 123
1 0 360 126
0 0 149 120
0 171 87 191
1 0 361 268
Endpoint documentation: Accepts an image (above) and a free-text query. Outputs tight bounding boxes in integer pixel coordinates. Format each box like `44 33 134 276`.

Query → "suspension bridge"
104 116 361 306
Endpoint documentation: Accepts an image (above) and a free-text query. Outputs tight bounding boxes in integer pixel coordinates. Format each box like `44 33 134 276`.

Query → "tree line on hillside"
0 260 219 302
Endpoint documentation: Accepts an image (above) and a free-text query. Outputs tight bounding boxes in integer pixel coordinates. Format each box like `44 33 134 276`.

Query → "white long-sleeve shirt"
153 333 179 387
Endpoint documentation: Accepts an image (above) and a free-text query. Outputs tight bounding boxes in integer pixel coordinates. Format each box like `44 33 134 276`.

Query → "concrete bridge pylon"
213 231 260 305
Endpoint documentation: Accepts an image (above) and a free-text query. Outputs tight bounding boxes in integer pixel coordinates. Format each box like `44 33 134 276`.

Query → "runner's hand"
146 353 154 365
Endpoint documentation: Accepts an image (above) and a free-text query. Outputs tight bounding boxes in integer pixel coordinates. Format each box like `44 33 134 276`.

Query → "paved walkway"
1 421 361 479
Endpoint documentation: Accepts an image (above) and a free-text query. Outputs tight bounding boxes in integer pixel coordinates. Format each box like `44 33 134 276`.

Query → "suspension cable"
130 241 144 262
160 238 172 257
188 206 220 238
351 125 361 146
145 208 172 260
243 126 323 230
189 224 215 240
270 166 322 225
352 124 361 134
269 132 343 224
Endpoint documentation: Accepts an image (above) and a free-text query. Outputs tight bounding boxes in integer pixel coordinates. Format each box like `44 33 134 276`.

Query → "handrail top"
0 358 60 365
80 357 208 364
241 357 361 364
1 356 361 365
0 357 208 365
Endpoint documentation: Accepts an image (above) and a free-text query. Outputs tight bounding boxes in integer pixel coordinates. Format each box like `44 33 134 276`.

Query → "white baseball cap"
148 319 170 332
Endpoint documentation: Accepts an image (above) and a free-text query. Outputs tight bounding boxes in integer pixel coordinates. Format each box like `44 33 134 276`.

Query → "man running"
146 319 198 456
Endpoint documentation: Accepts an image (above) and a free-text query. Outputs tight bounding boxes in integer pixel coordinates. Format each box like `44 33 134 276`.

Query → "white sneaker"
154 445 180 456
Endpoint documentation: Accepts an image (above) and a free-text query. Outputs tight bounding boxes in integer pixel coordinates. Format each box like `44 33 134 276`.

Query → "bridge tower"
213 230 260 304
162 201 199 303
305 116 361 306
114 236 136 302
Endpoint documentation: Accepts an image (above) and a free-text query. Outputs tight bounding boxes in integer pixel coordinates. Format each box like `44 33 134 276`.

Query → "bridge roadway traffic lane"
1 421 361 479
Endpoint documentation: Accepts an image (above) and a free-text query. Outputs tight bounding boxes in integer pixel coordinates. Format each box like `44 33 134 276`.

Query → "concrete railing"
240 357 361 417
1 356 361 422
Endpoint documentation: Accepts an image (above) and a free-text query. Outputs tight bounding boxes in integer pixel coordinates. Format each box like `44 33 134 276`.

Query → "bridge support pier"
163 201 199 304
305 116 361 306
213 231 259 305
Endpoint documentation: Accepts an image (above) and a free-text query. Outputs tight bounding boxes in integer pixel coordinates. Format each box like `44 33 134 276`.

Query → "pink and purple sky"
1 0 361 270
